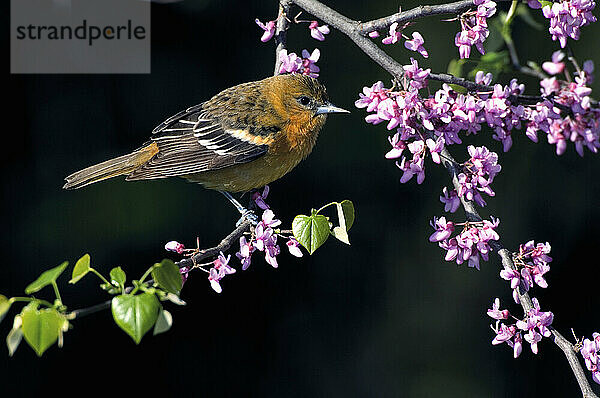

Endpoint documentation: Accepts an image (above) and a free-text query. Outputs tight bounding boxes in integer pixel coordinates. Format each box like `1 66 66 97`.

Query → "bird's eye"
298 96 311 106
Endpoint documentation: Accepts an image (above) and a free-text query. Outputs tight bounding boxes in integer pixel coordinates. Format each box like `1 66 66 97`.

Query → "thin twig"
357 0 475 35
68 220 252 320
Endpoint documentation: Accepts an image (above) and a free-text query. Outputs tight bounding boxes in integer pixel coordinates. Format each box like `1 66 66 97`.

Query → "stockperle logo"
11 0 150 74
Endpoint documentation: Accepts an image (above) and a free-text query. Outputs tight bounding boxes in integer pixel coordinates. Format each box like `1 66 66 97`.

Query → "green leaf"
153 309 173 336
25 262 68 295
468 51 510 80
292 213 330 255
110 267 126 290
165 293 187 306
151 259 183 296
20 306 65 356
332 226 350 245
0 295 11 324
6 319 23 357
111 293 160 344
69 254 91 284
447 58 466 79
338 200 355 231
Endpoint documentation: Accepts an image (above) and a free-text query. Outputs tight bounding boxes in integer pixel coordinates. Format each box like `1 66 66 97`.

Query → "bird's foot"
236 209 258 227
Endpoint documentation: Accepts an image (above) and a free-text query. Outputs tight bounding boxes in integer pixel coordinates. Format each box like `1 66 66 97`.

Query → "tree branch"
289 0 562 101
273 0 293 75
439 147 599 398
68 220 252 320
357 0 475 35
291 0 405 81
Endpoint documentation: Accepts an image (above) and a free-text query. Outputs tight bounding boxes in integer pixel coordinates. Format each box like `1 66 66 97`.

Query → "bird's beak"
315 102 351 115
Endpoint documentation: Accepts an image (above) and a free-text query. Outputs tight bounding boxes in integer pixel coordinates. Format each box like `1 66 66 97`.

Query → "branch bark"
273 0 293 75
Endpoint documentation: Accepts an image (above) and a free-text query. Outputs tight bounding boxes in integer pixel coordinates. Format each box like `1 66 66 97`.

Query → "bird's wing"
126 104 275 180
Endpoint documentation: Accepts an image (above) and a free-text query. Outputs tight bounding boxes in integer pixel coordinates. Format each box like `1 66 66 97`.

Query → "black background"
2 0 599 397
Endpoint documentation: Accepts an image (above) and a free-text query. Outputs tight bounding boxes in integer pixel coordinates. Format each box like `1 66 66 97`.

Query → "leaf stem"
90 268 111 286
131 266 155 295
51 281 62 305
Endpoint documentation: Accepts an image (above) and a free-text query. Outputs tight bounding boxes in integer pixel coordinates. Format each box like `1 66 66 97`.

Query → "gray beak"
315 102 351 115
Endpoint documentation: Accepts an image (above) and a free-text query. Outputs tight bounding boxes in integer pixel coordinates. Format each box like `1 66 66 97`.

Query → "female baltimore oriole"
63 74 348 215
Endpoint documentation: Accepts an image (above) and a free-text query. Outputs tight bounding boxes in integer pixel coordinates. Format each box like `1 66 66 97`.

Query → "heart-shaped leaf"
338 200 355 231
153 309 173 336
151 259 183 296
25 262 68 295
6 322 23 357
21 306 65 356
292 213 330 255
69 254 91 284
111 293 159 344
332 226 350 245
110 267 126 290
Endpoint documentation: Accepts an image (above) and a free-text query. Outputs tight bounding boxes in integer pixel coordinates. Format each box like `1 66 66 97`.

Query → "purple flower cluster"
377 22 429 58
540 0 596 48
580 332 600 385
356 60 523 186
455 0 496 59
440 187 461 213
236 188 303 270
255 17 330 43
526 53 599 156
429 216 500 270
500 240 552 303
165 186 303 293
456 145 501 207
490 297 554 357
208 252 236 294
357 53 600 187
278 49 321 78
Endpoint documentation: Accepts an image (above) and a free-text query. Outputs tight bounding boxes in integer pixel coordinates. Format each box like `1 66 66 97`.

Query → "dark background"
2 0 599 396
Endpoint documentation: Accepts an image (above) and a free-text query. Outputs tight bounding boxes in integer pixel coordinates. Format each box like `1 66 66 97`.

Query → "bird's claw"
236 209 258 227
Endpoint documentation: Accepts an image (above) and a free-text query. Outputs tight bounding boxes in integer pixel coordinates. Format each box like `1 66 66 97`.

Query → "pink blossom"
429 216 455 242
286 237 303 257
542 51 566 75
208 252 236 293
278 49 321 78
309 21 330 41
165 241 185 254
255 18 276 42
581 332 600 385
252 185 270 210
404 32 429 58
487 298 510 320
382 22 402 44
440 187 460 213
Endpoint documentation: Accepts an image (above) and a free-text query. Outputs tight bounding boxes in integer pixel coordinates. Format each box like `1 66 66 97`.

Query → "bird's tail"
63 142 159 190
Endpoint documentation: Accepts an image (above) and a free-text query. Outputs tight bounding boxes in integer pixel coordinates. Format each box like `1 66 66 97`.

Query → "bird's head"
265 74 350 127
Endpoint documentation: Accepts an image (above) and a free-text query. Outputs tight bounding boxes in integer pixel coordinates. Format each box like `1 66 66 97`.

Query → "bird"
63 73 349 222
